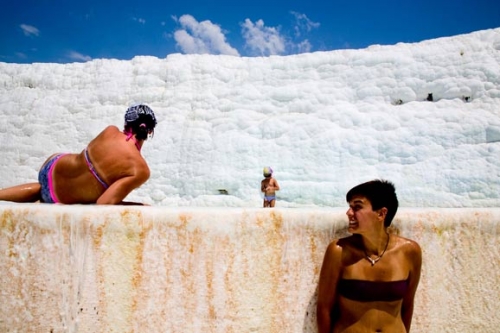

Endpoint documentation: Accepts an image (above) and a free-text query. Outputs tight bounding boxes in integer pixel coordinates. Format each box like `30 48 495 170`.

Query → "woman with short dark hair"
317 179 422 333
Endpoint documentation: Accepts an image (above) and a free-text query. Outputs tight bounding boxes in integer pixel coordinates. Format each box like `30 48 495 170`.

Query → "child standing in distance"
261 167 280 208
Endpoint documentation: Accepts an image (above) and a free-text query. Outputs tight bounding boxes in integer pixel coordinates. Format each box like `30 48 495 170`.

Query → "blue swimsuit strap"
84 148 109 189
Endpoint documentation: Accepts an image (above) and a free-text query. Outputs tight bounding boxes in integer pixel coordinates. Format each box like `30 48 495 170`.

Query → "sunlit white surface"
1 205 499 332
0 28 499 207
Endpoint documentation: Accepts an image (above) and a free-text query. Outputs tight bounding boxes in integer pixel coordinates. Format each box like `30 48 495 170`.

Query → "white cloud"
241 19 285 56
296 39 312 53
67 51 92 62
290 12 320 37
173 15 240 56
173 29 208 53
171 13 318 57
133 17 146 24
20 24 40 37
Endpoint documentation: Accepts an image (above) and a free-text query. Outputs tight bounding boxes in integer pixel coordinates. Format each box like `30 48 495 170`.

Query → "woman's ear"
378 207 388 219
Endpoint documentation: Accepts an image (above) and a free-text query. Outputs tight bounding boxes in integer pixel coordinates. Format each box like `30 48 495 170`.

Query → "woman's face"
346 195 379 233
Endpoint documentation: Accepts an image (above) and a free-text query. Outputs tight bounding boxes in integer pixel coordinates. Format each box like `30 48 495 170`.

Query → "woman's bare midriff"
333 297 406 333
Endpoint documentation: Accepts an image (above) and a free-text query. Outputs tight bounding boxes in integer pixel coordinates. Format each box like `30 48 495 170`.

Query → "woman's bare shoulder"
394 235 422 255
88 126 121 147
327 235 358 252
102 125 121 134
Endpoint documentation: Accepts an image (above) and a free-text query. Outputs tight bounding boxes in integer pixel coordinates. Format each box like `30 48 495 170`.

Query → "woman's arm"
402 240 422 332
96 166 150 205
317 240 343 333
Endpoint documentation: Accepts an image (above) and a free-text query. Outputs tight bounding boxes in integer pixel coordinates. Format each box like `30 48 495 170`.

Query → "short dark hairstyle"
346 179 399 227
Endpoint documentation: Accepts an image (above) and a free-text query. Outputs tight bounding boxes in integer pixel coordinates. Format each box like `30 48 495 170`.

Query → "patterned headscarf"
124 104 157 126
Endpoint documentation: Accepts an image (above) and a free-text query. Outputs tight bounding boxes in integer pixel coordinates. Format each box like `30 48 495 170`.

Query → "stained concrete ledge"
0 205 499 333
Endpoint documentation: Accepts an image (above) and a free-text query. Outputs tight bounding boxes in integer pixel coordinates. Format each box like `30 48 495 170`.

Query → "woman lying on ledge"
317 179 422 333
0 104 157 205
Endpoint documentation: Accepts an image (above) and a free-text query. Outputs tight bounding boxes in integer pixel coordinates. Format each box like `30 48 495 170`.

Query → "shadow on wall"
302 287 318 332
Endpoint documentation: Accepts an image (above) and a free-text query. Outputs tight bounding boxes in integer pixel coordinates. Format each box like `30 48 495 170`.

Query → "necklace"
364 233 390 266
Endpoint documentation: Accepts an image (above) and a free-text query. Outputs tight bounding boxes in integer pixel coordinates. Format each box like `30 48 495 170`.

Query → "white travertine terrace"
0 206 499 332
1 28 499 208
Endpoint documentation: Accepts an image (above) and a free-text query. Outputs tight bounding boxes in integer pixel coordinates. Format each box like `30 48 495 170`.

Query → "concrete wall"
1 205 499 332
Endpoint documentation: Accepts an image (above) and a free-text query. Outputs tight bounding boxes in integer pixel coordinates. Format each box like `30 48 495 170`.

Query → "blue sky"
1 0 499 64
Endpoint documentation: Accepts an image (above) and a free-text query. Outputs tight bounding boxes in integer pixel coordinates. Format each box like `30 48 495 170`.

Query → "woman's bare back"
52 126 150 204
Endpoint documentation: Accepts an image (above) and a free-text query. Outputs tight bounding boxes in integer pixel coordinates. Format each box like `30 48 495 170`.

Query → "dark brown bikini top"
338 278 409 302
